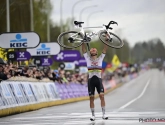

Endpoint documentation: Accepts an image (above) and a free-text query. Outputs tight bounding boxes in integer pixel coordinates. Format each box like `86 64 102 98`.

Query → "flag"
105 55 121 72
24 61 29 66
112 54 121 67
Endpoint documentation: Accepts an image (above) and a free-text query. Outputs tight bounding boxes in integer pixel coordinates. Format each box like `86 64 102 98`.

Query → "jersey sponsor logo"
91 61 98 66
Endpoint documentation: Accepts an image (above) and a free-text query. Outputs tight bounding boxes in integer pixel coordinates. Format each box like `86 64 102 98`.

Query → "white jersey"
83 52 105 78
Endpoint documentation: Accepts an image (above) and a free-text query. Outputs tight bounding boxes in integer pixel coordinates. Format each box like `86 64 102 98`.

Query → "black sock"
91 108 95 116
102 106 105 116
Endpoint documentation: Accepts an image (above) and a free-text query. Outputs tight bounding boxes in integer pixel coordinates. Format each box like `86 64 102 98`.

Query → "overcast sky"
50 0 165 47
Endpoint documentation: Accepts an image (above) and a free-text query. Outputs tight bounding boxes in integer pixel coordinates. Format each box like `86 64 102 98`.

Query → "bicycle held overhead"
57 20 124 49
57 20 124 121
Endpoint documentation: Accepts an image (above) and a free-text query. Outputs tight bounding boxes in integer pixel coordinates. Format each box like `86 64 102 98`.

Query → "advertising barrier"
64 62 75 70
0 32 40 49
41 58 53 66
0 80 62 110
53 50 81 62
7 81 28 105
27 43 60 56
16 51 31 61
0 73 139 117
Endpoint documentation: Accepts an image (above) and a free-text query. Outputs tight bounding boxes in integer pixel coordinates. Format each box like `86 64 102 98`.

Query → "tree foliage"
0 1 164 66
132 38 165 64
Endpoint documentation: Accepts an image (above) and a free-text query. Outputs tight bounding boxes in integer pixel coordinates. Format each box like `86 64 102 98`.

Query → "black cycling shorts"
88 75 104 96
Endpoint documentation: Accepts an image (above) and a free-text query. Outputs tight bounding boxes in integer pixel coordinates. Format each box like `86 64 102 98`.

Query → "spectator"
56 69 68 83
32 67 37 74
71 74 77 83
12 66 21 76
21 66 31 77
52 70 62 83
65 71 72 82
35 69 42 80
40 70 46 78
0 65 8 80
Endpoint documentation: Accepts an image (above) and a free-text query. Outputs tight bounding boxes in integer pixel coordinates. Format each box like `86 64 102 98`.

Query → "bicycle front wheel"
99 30 124 49
57 31 83 49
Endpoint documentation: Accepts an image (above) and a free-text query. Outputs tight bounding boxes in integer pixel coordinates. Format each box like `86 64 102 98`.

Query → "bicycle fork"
104 30 112 42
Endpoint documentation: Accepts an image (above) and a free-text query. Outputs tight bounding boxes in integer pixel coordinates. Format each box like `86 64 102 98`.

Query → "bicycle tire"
57 31 83 49
98 30 124 49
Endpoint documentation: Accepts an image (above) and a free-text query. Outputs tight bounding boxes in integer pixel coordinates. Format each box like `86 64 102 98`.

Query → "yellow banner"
0 48 14 61
105 55 121 73
112 54 121 67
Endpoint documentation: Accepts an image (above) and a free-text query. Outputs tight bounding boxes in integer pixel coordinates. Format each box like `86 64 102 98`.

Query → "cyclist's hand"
105 33 110 41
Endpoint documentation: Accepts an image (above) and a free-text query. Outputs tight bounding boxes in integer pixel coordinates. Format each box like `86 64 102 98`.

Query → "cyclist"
81 40 109 121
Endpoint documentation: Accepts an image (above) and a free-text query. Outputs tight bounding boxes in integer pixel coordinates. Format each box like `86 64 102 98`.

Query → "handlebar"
74 20 118 30
74 21 84 27
104 21 118 30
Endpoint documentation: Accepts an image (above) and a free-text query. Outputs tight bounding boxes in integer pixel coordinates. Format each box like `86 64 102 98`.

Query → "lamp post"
71 0 91 27
5 1 33 32
30 0 34 31
86 10 103 26
60 0 64 50
6 0 10 32
79 5 97 22
46 0 50 42
60 0 63 33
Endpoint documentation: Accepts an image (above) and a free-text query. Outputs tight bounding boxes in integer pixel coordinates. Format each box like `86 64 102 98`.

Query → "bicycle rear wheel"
57 31 83 49
99 30 124 49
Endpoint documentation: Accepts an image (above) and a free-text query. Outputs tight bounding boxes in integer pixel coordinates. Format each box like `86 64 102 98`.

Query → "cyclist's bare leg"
99 93 108 119
99 93 105 107
90 95 95 116
90 96 95 108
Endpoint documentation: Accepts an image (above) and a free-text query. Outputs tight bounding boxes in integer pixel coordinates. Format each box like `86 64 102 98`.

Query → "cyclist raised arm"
102 33 110 54
102 42 108 54
82 43 87 54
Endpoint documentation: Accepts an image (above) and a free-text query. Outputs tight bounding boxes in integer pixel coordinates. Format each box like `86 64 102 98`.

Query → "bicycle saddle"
74 21 84 25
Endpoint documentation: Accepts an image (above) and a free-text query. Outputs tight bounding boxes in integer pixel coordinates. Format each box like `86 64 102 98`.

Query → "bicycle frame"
71 24 110 43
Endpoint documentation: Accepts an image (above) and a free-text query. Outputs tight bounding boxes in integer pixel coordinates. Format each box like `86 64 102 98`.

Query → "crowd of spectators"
0 62 88 84
0 61 140 84
102 64 139 81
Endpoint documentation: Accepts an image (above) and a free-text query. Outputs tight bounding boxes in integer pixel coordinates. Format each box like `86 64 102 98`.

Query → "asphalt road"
1 69 165 125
